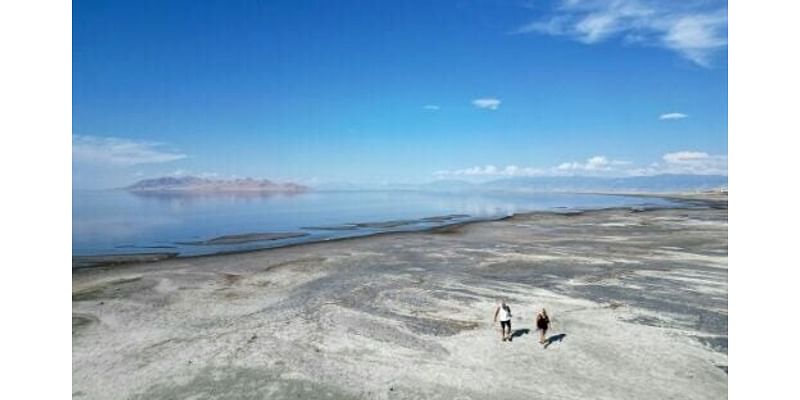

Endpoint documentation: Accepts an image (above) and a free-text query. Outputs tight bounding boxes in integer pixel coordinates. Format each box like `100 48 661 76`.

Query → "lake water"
73 190 680 257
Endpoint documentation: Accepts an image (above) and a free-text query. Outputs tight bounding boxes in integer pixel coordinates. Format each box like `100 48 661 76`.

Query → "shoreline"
73 193 727 399
73 192 723 271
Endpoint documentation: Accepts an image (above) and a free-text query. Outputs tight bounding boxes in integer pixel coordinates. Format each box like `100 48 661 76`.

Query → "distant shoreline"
72 192 724 271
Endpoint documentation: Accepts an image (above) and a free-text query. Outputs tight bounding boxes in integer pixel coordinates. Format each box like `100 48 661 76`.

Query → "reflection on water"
73 189 678 257
129 190 306 202
73 214 181 242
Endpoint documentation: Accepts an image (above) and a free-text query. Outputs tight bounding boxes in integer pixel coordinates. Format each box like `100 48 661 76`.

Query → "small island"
125 176 310 193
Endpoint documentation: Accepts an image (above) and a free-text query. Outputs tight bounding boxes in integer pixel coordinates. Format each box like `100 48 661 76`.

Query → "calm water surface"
73 190 678 257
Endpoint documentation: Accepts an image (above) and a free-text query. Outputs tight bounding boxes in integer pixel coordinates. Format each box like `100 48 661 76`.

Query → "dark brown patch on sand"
261 257 327 273
73 253 178 270
179 232 309 245
219 273 244 285
72 276 152 301
72 313 99 334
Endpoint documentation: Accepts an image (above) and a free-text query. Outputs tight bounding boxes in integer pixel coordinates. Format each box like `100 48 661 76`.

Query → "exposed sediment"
177 232 310 246
72 252 179 270
73 194 727 400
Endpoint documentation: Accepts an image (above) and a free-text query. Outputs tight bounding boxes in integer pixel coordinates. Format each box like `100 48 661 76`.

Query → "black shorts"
500 320 511 330
537 323 548 331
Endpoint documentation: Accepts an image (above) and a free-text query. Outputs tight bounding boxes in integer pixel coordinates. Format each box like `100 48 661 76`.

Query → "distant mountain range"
476 174 728 193
315 174 728 193
125 176 310 193
125 174 726 194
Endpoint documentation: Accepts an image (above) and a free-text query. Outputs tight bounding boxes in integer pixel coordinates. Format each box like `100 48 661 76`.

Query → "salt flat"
73 195 727 399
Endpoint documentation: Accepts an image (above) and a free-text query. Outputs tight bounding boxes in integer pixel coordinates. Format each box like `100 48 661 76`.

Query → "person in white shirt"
493 299 513 342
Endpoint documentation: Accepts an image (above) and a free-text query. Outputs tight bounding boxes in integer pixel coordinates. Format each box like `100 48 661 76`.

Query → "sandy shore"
73 194 727 399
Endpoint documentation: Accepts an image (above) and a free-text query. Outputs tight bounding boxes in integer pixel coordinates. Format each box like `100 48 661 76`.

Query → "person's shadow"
543 333 567 349
510 328 530 339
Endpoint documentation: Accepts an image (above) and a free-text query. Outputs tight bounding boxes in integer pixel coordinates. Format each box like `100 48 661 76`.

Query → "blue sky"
73 0 727 188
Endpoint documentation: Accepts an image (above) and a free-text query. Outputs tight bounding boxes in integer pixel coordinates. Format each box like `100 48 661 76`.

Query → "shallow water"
73 190 679 257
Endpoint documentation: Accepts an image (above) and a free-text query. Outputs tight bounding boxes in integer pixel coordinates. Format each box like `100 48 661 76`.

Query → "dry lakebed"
73 193 728 400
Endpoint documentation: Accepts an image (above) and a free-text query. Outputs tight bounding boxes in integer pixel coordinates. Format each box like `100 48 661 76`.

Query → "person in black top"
536 308 550 344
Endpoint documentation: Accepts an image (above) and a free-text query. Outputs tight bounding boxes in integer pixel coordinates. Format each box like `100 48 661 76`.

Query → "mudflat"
72 194 727 400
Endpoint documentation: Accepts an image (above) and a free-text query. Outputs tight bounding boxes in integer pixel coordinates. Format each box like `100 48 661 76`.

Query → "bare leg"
539 329 546 344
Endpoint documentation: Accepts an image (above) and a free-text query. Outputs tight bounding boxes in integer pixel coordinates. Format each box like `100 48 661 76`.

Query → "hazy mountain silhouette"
125 176 310 193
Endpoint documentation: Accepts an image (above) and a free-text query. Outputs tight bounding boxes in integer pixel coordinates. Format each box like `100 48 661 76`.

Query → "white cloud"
161 169 222 179
435 164 545 177
662 11 728 67
639 151 727 175
437 155 629 178
662 151 708 162
659 112 688 120
73 135 187 166
423 105 440 111
556 155 631 172
472 98 501 110
625 150 727 175
434 151 726 178
516 0 727 67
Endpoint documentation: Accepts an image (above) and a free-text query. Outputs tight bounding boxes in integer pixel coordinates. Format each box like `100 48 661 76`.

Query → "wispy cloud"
435 155 630 177
516 0 727 67
162 169 222 179
423 104 440 111
659 112 688 120
435 165 546 177
434 151 726 178
73 135 187 166
472 98 501 110
662 151 708 162
556 155 631 172
635 151 727 175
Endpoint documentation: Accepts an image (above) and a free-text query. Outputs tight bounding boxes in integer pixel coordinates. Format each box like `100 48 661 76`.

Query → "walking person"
493 299 513 342
536 308 550 344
